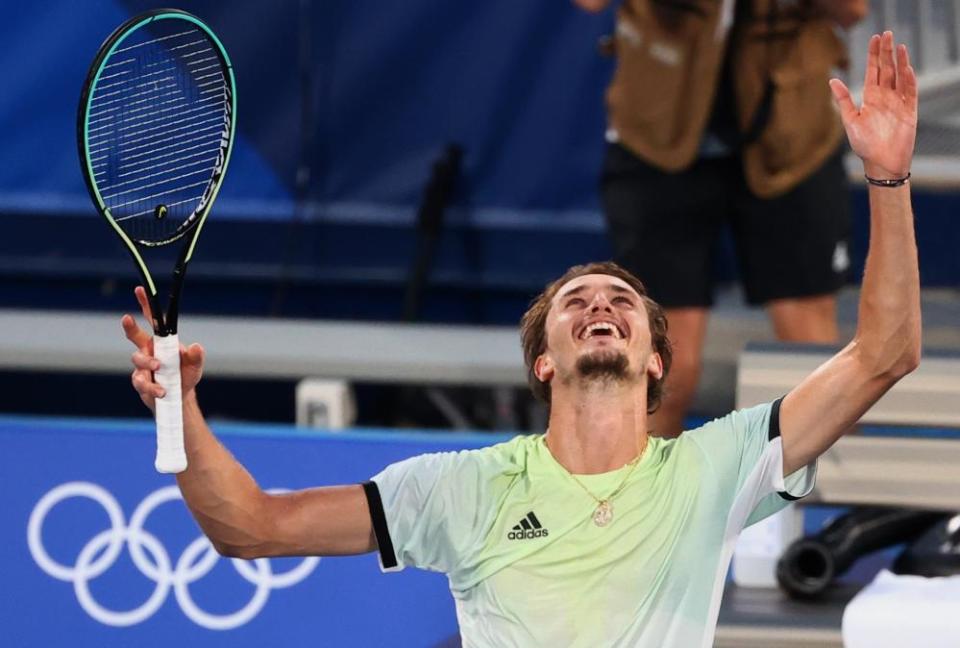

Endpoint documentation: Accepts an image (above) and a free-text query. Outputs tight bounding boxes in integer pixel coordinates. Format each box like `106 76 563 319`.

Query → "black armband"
864 172 910 187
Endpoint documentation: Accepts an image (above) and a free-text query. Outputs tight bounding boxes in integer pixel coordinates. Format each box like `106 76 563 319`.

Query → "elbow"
855 314 922 381
853 336 921 382
870 346 921 382
886 346 921 380
200 504 274 559
211 539 267 560
889 332 923 379
211 540 242 558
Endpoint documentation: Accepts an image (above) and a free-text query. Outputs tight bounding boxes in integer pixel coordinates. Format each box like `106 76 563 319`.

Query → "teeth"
581 321 624 339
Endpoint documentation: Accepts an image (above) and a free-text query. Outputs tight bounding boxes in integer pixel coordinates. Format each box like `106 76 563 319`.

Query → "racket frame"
77 8 237 337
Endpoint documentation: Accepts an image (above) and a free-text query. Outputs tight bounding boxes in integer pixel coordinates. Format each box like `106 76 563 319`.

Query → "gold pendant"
593 500 614 527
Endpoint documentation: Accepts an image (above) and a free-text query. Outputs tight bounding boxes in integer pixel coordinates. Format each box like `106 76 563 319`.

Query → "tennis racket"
77 9 236 473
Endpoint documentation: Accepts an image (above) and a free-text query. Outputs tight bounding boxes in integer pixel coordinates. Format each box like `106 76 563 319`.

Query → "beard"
575 349 630 383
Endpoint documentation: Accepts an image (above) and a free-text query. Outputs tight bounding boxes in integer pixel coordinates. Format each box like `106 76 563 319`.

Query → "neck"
544 379 649 474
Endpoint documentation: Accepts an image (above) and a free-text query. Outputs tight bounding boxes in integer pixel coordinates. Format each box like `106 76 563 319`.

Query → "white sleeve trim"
699 435 818 648
774 440 818 501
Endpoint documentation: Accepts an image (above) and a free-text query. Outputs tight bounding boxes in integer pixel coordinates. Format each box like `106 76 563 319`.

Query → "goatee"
575 349 630 382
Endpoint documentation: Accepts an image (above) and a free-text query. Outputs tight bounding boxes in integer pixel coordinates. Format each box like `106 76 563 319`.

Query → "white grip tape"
153 333 187 473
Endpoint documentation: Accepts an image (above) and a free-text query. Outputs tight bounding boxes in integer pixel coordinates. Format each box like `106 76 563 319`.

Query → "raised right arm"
124 287 375 559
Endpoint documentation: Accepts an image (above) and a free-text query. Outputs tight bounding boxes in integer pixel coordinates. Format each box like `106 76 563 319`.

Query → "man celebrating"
124 32 918 647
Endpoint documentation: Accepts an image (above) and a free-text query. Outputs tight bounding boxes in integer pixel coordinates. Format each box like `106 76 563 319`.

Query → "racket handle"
154 333 187 473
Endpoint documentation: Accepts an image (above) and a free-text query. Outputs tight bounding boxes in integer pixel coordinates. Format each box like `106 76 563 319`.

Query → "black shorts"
600 143 852 307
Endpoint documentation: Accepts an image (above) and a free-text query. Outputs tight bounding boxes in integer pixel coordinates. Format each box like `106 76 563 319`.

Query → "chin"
575 349 630 381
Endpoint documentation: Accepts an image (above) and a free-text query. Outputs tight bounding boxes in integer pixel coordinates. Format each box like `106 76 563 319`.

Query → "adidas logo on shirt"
507 511 549 540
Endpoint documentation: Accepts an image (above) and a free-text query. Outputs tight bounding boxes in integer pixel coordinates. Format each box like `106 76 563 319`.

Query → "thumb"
181 343 205 367
829 78 858 126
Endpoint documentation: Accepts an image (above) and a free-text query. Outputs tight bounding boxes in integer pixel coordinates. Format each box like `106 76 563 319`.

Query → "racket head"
77 9 236 256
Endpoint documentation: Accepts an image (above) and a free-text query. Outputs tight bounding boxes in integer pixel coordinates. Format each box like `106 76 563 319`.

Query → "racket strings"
86 20 230 245
92 121 224 168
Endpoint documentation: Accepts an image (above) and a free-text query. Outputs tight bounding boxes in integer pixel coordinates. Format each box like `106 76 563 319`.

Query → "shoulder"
683 402 776 443
452 434 536 484
671 401 778 466
674 401 783 481
378 434 535 487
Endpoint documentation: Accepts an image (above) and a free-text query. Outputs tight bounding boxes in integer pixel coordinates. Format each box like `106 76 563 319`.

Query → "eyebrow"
558 283 636 300
559 285 587 300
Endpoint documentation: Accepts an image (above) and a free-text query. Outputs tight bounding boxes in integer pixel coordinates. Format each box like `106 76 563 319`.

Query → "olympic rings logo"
27 481 319 630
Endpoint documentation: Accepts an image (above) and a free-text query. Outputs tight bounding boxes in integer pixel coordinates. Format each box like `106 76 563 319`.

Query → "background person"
575 0 868 436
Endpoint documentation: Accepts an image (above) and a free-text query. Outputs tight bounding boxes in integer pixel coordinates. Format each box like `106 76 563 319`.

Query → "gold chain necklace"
565 437 648 527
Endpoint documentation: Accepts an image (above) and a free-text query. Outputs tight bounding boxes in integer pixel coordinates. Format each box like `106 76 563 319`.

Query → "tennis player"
124 32 918 647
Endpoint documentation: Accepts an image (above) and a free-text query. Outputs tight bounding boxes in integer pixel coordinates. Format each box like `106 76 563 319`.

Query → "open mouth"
578 320 626 341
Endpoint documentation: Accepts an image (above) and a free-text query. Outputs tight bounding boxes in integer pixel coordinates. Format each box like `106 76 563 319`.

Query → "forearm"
174 392 270 555
781 183 919 473
854 180 921 376
780 32 918 473
123 298 374 558
174 392 376 558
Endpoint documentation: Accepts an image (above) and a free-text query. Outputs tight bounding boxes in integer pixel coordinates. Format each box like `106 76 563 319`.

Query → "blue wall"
0 0 956 324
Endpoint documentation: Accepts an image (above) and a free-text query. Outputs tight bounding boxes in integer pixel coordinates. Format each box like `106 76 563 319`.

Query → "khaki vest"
606 0 847 198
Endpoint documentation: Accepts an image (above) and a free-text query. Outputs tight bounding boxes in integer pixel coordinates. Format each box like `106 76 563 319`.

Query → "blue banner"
3 416 510 647
0 0 613 224
3 0 956 304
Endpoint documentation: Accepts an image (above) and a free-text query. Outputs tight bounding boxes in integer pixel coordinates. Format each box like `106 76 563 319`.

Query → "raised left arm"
780 31 920 475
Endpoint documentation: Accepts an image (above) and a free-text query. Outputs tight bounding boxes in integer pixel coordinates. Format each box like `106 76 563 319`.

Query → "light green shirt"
370 400 816 647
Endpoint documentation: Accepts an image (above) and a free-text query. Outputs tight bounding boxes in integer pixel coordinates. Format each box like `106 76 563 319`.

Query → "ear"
534 354 555 384
646 352 663 381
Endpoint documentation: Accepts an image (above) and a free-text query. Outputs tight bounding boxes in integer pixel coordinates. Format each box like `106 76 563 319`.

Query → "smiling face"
519 262 672 413
534 274 663 393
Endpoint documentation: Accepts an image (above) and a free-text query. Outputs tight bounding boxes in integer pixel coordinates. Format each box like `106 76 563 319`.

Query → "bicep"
780 342 893 474
260 484 376 557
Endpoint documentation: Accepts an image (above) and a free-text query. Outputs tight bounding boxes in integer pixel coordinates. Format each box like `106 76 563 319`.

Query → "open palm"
830 31 918 179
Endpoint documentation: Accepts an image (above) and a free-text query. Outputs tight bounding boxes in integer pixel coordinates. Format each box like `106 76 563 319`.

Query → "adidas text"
508 528 549 540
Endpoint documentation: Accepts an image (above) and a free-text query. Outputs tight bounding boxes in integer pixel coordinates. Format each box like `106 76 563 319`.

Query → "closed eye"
613 296 634 306
565 298 586 308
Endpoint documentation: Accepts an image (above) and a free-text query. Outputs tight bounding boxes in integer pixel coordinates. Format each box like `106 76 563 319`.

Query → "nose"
589 292 613 313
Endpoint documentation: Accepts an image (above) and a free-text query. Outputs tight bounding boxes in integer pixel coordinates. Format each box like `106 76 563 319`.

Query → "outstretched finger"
829 78 858 125
122 314 153 352
134 286 157 332
898 44 917 105
864 34 880 88
879 31 896 89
